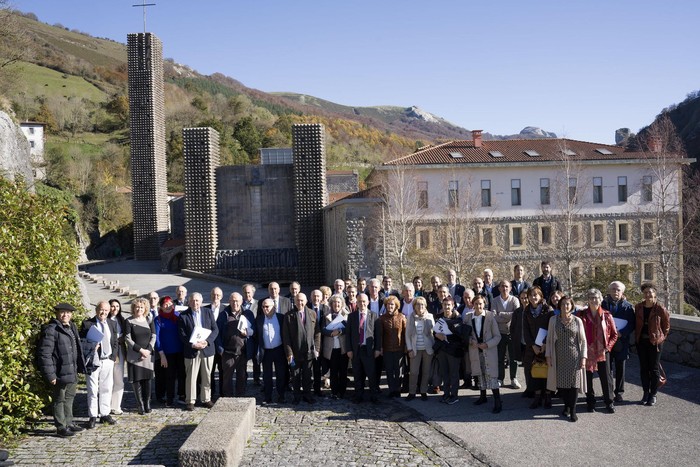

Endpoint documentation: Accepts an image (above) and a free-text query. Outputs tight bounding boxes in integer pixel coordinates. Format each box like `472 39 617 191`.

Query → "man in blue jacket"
602 281 636 402
178 292 219 411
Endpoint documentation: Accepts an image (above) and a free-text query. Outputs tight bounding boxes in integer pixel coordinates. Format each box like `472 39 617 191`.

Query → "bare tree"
379 164 425 283
539 140 595 296
638 115 700 313
0 3 31 95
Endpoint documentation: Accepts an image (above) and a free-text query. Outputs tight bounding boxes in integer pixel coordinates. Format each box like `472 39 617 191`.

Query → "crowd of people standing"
37 261 671 436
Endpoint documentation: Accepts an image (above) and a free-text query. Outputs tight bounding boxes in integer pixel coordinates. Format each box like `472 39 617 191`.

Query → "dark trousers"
383 351 403 394
312 355 325 393
262 346 287 400
497 333 517 381
328 349 348 397
163 352 185 403
291 358 313 399
374 354 384 391
211 352 224 397
252 355 261 383
586 352 614 406
154 356 166 401
221 351 247 397
638 339 662 396
352 347 377 399
610 352 627 395
437 352 460 397
558 387 579 413
52 381 77 429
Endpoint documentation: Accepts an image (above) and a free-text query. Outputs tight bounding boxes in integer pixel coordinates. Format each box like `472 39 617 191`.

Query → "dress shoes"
614 393 623 403
56 427 75 438
406 394 416 401
474 396 488 406
202 401 214 409
261 399 272 406
67 424 84 433
420 393 428 401
100 415 117 425
640 392 649 405
605 404 616 414
570 413 579 422
185 403 195 411
646 396 657 406
86 417 96 429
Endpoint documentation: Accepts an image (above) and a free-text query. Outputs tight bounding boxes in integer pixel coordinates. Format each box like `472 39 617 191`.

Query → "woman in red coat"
634 284 670 407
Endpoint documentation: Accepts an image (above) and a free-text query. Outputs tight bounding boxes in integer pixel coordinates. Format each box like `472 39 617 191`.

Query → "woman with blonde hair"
466 295 502 413
125 297 156 414
405 297 434 401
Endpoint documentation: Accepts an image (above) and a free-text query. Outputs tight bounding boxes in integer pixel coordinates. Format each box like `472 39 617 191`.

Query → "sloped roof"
383 138 656 166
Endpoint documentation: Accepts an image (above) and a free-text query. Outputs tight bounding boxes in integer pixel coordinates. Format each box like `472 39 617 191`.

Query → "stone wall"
0 111 33 184
663 315 700 368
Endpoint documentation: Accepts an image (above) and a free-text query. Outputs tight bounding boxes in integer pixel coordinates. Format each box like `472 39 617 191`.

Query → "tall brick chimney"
472 130 483 148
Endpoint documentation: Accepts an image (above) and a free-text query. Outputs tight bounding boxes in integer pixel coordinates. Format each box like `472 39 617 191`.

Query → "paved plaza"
7 260 700 466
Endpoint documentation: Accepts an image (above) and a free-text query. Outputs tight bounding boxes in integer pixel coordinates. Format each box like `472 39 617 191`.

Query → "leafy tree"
0 177 82 441
233 116 262 160
34 103 58 134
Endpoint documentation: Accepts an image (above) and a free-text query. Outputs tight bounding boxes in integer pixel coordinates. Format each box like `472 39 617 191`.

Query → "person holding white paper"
125 298 156 415
178 292 219 411
322 294 349 399
522 286 554 409
602 281 636 402
215 292 254 397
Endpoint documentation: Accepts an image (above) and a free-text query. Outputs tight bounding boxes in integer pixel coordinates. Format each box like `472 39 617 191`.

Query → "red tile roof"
383 139 661 166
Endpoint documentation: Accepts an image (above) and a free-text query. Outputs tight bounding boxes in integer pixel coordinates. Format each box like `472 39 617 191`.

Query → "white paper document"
434 318 453 335
175 305 188 313
189 326 212 344
535 328 548 346
325 313 347 331
86 324 104 343
613 318 628 331
237 315 254 336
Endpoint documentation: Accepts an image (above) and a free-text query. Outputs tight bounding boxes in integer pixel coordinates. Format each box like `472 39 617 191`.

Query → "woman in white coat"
546 296 587 422
466 295 502 413
405 297 435 401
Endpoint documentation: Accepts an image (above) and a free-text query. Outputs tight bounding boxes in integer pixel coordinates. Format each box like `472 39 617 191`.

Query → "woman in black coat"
522 286 554 409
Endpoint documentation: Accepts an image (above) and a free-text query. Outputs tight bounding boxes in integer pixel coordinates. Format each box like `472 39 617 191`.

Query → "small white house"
19 122 46 180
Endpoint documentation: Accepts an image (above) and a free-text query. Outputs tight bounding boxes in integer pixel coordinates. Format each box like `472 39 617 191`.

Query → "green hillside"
18 61 108 103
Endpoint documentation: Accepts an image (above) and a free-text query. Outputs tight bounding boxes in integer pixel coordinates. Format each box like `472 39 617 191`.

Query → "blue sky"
11 0 699 144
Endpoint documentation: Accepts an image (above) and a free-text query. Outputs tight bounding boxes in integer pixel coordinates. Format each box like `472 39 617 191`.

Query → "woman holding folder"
322 294 349 399
125 297 156 414
522 286 554 409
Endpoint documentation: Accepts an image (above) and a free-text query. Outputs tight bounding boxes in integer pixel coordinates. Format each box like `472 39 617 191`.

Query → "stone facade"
663 315 700 367
327 171 359 193
127 32 169 260
183 127 220 273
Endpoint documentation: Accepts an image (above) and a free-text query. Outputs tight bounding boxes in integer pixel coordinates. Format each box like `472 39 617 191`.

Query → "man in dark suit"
346 293 382 403
259 281 293 316
80 300 118 428
178 292 219 411
242 284 261 385
532 261 562 301
256 298 287 404
379 275 401 302
446 269 466 306
216 292 255 397
309 289 330 396
282 293 321 404
510 264 531 297
207 287 225 397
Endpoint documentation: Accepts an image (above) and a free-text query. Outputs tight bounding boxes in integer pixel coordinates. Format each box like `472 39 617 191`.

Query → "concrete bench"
179 398 255 467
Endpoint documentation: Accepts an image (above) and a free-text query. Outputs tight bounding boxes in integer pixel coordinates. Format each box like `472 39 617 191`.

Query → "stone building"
326 130 693 312
19 122 45 180
127 32 169 260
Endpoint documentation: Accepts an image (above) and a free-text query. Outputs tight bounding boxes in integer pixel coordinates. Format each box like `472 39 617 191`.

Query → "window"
618 176 628 202
511 179 521 206
540 178 550 205
481 180 491 207
508 224 526 250
568 178 577 204
448 180 458 208
616 221 631 246
417 229 431 249
642 176 653 202
30 141 35 148
417 182 428 209
618 263 632 282
481 227 493 247
571 266 581 283
642 221 655 243
642 262 655 282
29 127 35 134
593 177 603 203
591 222 606 246
540 225 552 247
593 266 603 278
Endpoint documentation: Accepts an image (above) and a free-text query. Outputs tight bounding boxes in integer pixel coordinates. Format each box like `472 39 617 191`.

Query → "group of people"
37 261 671 437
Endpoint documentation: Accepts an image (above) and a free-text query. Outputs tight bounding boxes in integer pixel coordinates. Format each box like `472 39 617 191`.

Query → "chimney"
472 129 483 148
648 136 662 153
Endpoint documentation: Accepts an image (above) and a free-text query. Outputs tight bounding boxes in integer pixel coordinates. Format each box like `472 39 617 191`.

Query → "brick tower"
292 123 328 284
183 127 220 272
127 33 169 259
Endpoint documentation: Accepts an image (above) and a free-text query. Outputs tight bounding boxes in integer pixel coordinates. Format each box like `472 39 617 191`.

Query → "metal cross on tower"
132 0 156 34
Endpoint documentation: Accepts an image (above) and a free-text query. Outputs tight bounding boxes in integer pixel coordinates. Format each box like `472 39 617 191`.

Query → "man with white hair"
602 281 636 402
216 292 254 397
482 269 496 297
178 292 219 411
446 269 465 306
282 293 321 404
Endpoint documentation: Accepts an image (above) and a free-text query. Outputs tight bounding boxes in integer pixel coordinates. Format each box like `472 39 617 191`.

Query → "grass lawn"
18 62 108 103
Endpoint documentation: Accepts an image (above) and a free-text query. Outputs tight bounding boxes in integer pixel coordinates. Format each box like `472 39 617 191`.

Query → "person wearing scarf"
154 296 185 407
